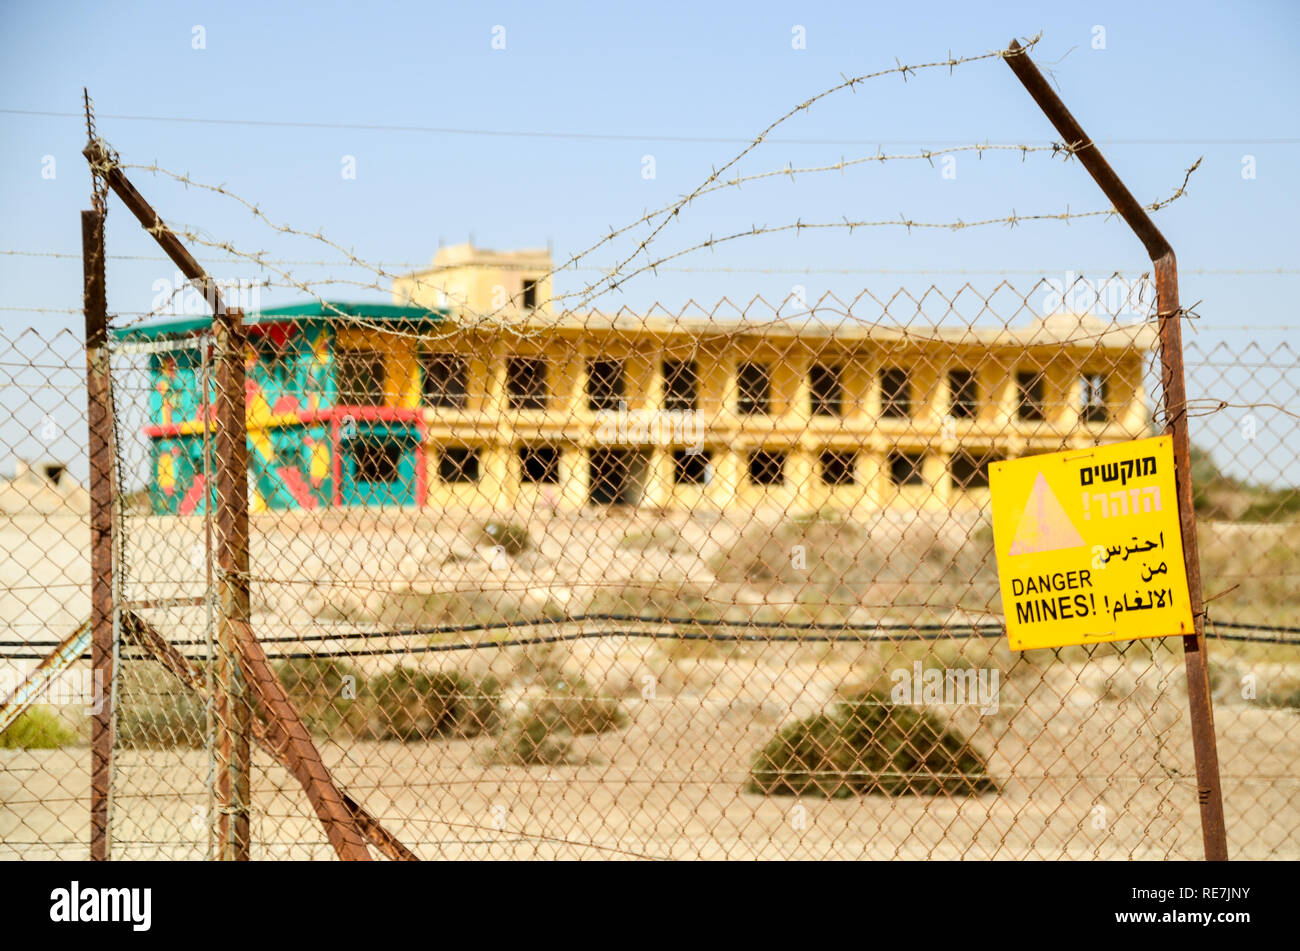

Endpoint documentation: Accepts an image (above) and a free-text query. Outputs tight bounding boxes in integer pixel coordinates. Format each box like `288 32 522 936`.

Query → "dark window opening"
336 349 386 405
1017 371 1045 421
950 450 997 490
438 447 479 483
820 450 857 486
948 369 978 419
672 449 711 485
507 356 548 410
1081 373 1109 424
880 367 911 419
748 450 786 486
587 359 625 412
737 362 771 414
662 360 698 412
421 352 467 409
520 445 561 484
354 442 403 484
810 364 844 417
588 448 642 505
521 279 538 311
889 451 926 487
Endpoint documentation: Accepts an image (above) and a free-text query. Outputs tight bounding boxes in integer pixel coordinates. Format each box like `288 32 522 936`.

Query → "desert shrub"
747 690 996 798
1260 685 1300 710
487 675 628 765
1257 673 1300 710
320 587 527 629
1189 444 1257 519
273 656 367 739
0 706 78 749
116 662 206 749
530 677 628 735
1188 443 1300 522
713 510 867 585
491 708 577 766
480 520 533 556
366 668 501 741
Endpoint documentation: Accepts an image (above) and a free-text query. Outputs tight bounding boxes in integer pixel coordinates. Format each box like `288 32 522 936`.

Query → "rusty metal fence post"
1004 39 1229 860
81 206 115 860
81 139 376 860
213 306 253 860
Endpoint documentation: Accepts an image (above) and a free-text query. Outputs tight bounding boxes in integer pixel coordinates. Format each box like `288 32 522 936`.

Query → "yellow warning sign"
989 435 1193 651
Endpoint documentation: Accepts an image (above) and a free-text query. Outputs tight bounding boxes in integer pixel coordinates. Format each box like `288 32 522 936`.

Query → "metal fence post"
1004 39 1229 860
1153 255 1229 860
213 305 253 860
83 140 374 859
82 207 115 861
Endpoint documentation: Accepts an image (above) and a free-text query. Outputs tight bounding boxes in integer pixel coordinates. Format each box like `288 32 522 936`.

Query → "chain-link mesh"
4 278 1295 859
0 329 99 858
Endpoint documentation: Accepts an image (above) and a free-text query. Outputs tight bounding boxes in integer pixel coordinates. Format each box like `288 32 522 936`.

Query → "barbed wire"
107 139 1093 332
139 164 1195 345
86 36 1149 339
65 34 1209 349
553 160 1201 309
1184 398 1300 422
98 147 1200 342
114 138 1079 298
559 38 1059 312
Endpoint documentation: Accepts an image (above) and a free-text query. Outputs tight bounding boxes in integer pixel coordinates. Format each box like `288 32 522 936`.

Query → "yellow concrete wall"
393 242 554 317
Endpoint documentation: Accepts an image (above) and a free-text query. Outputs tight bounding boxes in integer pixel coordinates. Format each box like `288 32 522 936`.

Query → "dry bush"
273 656 367 739
1198 522 1300 631
490 709 578 766
488 664 629 765
116 662 207 749
530 677 629 736
748 689 997 798
365 668 501 741
0 706 78 749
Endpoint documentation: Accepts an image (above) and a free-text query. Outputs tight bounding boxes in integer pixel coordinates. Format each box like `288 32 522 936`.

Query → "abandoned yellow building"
382 243 1152 514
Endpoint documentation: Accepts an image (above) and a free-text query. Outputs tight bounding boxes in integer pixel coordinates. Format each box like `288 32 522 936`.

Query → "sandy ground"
2 508 1298 860
4 683 1298 860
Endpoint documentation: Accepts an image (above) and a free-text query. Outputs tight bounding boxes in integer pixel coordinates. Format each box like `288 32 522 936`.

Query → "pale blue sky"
1 1 1297 483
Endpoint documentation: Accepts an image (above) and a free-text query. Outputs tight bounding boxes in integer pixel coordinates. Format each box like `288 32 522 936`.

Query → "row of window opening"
409 445 998 490
332 350 1110 423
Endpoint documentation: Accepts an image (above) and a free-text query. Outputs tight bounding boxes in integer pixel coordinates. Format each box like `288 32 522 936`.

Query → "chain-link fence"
3 288 1297 860
2 36 1296 862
